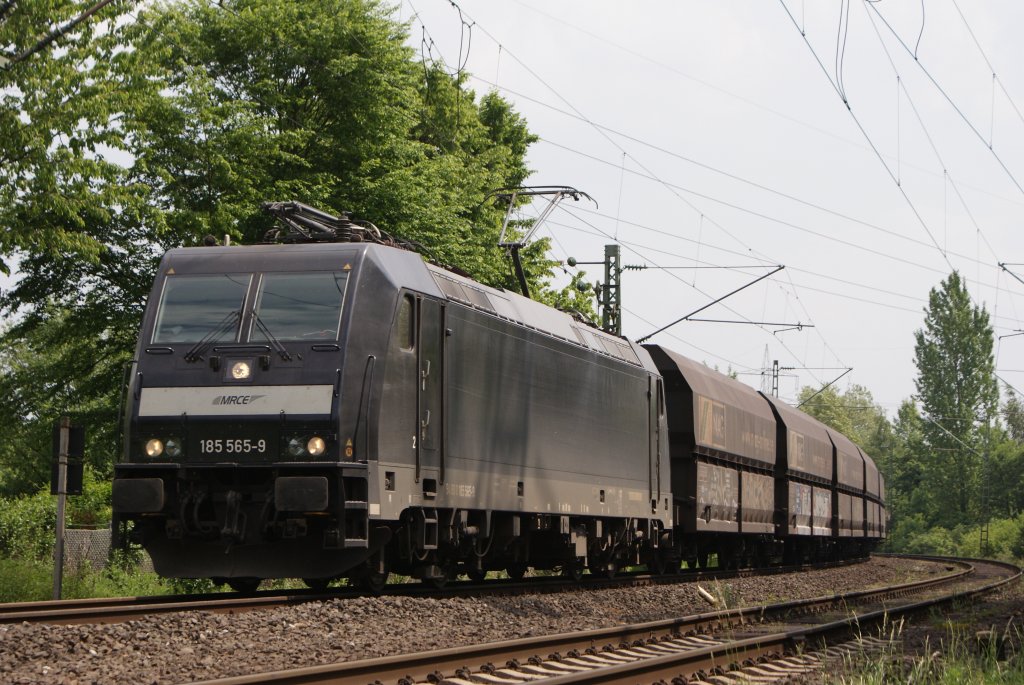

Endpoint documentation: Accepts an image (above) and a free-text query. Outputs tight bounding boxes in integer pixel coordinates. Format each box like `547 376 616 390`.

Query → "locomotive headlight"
287 437 305 457
165 438 183 458
145 439 164 457
230 360 252 380
307 436 326 456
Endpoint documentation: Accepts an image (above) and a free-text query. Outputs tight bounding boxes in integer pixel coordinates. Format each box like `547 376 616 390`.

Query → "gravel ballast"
0 557 946 684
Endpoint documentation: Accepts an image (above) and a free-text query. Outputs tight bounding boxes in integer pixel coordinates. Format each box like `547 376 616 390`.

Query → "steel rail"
534 558 1021 684
0 557 865 626
183 556 997 685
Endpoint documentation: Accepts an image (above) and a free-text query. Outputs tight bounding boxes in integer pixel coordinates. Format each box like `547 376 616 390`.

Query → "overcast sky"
402 0 1024 412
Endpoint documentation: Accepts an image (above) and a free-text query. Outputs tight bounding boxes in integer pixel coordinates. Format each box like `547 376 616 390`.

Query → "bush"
0 465 112 561
0 489 56 560
0 555 181 602
0 557 53 602
885 512 1024 561
63 563 170 599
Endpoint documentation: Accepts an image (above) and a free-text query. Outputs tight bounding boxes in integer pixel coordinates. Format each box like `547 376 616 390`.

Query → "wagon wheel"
361 570 390 594
466 567 487 583
426 569 452 590
505 563 527 580
227 577 261 593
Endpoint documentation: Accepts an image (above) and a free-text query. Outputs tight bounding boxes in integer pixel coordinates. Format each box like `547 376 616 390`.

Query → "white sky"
402 0 1024 412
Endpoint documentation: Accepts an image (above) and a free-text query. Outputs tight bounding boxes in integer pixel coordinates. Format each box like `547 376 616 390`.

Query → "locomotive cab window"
251 271 349 341
152 274 251 344
396 294 415 350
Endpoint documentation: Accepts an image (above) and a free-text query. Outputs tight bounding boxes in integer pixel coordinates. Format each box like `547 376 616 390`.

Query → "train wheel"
362 570 390 594
303 577 331 592
603 560 619 579
227 577 261 593
505 563 527 580
466 568 487 583
426 573 448 590
562 560 585 582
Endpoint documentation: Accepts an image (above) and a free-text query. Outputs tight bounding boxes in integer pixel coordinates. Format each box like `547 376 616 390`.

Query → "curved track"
171 555 1016 685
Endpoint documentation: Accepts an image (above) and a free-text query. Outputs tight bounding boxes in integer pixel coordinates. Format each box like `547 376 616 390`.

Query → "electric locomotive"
112 202 673 591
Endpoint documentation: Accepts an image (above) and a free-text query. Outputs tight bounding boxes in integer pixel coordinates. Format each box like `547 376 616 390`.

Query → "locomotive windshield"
152 274 251 343
250 271 349 341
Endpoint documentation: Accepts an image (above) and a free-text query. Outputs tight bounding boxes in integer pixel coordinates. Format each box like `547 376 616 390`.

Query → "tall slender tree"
913 272 997 526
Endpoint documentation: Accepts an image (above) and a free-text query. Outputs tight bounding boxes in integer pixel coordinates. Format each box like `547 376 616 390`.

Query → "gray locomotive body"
112 241 673 588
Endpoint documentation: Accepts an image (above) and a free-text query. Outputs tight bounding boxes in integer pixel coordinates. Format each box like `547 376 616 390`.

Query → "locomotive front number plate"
198 438 268 455
186 428 277 461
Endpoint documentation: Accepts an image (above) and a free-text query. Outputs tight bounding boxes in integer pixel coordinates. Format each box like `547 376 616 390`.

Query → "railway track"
179 556 1017 685
0 557 864 626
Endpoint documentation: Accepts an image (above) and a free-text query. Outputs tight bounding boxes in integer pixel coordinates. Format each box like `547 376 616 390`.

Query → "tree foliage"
0 0 142 277
913 271 998 527
0 0 557 495
797 383 890 455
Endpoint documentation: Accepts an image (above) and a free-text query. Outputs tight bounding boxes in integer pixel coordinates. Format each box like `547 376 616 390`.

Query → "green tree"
882 399 929 525
0 0 143 275
110 0 540 286
797 383 891 458
1 0 555 494
0 312 130 495
1004 393 1024 443
913 271 998 527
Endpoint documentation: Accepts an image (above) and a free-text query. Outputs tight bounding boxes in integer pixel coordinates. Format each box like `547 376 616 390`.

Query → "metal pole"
603 244 621 335
53 416 69 600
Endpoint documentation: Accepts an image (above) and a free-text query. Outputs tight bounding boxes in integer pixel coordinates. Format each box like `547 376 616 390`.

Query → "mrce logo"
212 394 266 406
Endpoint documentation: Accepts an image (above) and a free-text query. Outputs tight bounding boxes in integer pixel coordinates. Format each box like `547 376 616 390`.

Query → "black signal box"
50 423 85 496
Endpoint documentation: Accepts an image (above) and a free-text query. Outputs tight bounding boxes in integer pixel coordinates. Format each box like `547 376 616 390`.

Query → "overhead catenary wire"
546 213 1024 323
438 3 1024 390
467 73 1016 275
539 137 1023 300
778 0 959 281
537 219 760 373
505 0 886 157
636 266 786 343
865 1 1024 199
860 2 1003 267
493 2 1024 213
552 204 828 386
950 0 1024 132
429 1 849 385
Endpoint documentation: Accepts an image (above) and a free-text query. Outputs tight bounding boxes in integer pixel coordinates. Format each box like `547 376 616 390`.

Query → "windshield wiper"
184 310 241 362
252 310 293 361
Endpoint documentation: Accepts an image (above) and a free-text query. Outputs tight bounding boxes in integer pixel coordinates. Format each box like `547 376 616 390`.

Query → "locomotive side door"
416 297 445 489
648 375 662 510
